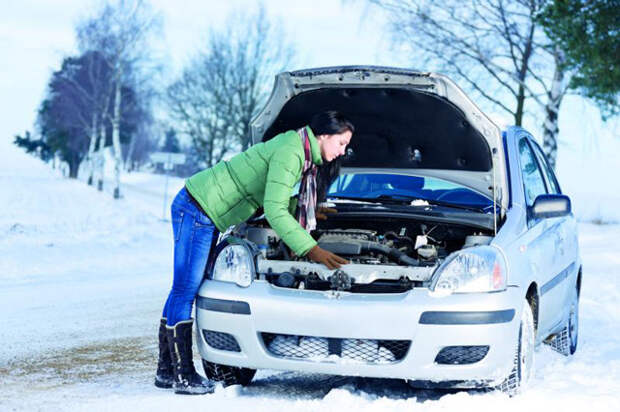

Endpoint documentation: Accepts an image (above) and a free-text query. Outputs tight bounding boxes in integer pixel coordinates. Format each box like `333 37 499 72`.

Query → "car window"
530 141 561 194
328 173 493 209
518 138 547 207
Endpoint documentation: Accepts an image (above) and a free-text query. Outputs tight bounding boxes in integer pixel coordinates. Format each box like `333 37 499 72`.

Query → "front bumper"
195 280 522 385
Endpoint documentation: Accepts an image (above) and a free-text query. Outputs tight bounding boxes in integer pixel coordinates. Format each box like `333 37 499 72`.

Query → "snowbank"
0 136 173 366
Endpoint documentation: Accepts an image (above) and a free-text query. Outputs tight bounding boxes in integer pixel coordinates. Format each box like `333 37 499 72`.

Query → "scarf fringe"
295 127 318 232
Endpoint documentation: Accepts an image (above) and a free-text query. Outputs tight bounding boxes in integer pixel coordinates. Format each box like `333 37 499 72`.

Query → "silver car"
194 66 581 395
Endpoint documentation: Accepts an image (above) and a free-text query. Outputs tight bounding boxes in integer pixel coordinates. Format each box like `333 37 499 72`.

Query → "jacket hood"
251 66 508 212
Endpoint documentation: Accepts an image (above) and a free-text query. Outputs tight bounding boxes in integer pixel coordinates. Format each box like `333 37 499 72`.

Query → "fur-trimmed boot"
166 319 215 395
154 318 174 388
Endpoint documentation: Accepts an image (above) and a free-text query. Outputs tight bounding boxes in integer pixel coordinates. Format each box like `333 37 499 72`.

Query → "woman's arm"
263 145 317 257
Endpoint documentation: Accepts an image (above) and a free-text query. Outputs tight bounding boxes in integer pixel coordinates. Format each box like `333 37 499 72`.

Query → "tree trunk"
515 84 525 126
96 123 106 191
87 114 98 185
111 77 123 199
542 49 567 171
515 22 535 127
68 154 80 179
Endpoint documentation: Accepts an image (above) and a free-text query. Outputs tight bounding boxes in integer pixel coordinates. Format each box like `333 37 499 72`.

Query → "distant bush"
13 131 53 162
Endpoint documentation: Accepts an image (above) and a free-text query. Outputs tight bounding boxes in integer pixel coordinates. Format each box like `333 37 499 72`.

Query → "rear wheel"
202 359 256 387
545 286 579 356
497 299 535 396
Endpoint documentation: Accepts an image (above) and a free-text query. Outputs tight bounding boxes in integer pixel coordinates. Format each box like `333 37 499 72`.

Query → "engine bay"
232 213 494 293
242 218 493 266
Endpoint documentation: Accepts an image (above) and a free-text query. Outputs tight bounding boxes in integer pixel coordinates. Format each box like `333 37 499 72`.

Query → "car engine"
238 222 486 267
231 215 494 293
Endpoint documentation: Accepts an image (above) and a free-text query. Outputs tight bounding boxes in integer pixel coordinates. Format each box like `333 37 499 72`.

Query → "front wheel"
497 299 535 396
202 359 256 387
545 286 579 356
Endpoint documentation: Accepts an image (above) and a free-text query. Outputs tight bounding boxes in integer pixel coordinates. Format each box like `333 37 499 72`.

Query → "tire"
497 299 535 396
545 286 579 356
202 359 256 387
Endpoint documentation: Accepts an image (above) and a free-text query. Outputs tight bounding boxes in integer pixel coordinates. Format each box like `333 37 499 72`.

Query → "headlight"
430 246 507 296
212 244 254 287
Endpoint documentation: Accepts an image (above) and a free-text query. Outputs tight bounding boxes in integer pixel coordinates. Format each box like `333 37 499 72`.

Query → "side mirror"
530 194 571 220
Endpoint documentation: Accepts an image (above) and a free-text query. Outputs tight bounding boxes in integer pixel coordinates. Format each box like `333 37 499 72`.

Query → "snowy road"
1 138 619 411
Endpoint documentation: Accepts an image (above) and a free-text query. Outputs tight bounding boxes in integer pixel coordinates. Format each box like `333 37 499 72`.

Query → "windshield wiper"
329 194 486 212
327 195 386 204
374 195 486 213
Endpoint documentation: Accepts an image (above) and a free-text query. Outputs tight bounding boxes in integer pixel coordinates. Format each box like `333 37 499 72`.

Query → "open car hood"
251 66 508 212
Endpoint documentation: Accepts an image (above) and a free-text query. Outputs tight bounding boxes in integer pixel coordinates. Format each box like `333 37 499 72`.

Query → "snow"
0 138 174 367
553 109 620 225
1 135 620 411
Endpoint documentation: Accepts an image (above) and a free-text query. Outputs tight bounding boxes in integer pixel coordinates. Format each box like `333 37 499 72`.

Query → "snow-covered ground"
1 135 619 411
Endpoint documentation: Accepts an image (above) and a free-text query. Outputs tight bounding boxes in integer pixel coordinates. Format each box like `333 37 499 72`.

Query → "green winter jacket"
185 126 323 256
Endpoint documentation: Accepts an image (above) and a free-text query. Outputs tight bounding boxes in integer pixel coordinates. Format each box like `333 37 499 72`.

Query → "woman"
155 111 354 394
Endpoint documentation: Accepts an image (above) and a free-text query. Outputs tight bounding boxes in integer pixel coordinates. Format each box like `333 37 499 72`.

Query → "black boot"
166 319 215 395
154 317 174 389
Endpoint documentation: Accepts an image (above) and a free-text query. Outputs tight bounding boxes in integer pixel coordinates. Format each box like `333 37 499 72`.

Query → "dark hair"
310 111 354 203
309 110 355 136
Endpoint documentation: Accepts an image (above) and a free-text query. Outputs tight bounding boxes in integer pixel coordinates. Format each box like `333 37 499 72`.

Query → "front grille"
261 332 410 364
202 330 241 352
434 345 489 365
265 274 419 293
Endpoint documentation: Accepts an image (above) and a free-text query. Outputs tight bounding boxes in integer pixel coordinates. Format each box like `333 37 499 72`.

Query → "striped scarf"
295 127 318 232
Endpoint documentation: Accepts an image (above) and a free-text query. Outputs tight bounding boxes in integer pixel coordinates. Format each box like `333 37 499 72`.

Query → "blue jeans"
162 187 219 326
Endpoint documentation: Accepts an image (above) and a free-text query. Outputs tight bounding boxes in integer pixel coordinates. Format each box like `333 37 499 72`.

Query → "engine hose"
359 241 419 266
384 231 415 248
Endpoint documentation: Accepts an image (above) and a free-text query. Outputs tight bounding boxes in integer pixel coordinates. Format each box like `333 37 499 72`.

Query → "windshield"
327 173 493 210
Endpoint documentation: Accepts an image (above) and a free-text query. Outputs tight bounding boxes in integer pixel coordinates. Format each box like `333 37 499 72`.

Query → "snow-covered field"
1 135 619 412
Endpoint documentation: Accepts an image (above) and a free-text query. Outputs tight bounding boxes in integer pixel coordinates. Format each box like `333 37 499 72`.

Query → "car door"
515 136 565 334
529 140 579 311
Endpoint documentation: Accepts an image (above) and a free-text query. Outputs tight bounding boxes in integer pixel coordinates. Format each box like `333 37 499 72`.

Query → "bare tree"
118 75 158 170
124 120 158 171
54 51 113 185
365 0 570 168
76 0 161 198
167 5 295 168
225 6 295 151
35 53 116 179
167 53 235 168
541 48 568 169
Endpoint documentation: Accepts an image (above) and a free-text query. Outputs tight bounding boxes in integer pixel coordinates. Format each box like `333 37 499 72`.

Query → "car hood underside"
251 66 508 211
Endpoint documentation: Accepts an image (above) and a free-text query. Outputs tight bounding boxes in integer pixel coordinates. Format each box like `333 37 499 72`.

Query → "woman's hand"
316 206 337 221
306 245 349 270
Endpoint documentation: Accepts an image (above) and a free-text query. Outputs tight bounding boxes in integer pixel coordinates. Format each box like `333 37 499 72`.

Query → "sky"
0 0 617 181
0 0 399 143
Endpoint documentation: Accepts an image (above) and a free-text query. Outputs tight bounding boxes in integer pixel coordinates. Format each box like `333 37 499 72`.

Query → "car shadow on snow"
242 371 488 402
